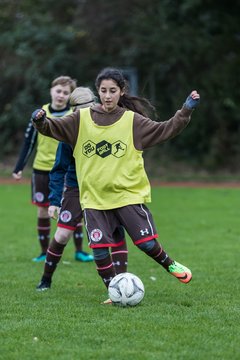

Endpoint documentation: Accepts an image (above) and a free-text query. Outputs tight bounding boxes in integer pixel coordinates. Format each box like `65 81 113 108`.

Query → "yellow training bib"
73 108 151 210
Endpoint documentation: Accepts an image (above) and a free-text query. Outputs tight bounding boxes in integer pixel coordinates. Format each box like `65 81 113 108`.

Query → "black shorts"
31 170 50 207
57 187 83 231
84 204 158 248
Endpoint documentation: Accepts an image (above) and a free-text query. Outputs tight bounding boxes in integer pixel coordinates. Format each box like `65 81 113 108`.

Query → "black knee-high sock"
140 240 173 270
37 217 50 254
111 242 128 274
42 238 66 281
95 254 116 288
73 223 83 252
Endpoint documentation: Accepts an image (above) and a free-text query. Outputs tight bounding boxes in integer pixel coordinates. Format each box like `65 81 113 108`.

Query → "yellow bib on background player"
74 107 151 210
33 105 72 171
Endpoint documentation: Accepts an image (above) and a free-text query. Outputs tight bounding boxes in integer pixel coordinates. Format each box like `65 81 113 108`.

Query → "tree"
1 0 240 172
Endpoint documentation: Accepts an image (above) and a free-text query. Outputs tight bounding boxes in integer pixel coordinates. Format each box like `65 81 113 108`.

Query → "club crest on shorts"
90 229 103 242
60 210 72 223
35 192 44 202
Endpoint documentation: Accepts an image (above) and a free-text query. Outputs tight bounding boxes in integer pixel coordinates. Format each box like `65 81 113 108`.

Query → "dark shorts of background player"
84 204 158 249
57 186 83 231
31 169 50 207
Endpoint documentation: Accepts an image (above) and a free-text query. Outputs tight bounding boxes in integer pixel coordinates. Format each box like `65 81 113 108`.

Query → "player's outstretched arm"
32 108 78 147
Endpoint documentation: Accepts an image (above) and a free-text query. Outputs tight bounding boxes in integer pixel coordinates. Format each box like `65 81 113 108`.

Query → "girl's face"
98 79 124 112
50 84 71 110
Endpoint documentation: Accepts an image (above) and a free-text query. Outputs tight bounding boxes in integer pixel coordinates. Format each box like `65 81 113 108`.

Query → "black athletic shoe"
36 278 51 291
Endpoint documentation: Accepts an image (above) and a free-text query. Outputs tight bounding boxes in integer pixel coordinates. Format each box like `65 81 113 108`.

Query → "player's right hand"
12 171 22 180
48 205 60 220
31 109 46 122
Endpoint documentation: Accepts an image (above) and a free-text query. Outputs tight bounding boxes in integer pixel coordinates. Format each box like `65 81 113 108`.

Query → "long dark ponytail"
95 67 156 118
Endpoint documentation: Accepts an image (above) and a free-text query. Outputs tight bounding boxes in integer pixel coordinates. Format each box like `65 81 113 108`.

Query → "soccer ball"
108 272 145 306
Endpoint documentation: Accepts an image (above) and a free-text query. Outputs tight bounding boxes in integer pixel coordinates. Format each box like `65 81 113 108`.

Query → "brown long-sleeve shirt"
33 104 193 151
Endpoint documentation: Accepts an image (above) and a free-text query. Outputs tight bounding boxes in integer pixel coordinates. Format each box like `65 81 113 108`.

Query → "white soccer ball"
108 272 145 307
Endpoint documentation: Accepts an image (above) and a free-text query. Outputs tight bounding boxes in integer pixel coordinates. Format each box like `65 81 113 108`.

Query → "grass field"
0 183 239 360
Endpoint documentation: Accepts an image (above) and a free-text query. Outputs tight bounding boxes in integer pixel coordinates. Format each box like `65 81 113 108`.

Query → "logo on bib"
82 140 127 158
96 141 112 158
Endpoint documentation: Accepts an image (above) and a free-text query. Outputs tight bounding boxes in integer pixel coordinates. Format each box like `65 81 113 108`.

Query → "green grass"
0 184 239 360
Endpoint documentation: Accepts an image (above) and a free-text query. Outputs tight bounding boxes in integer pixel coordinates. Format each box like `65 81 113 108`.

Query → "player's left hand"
48 205 60 220
12 171 22 180
184 90 200 110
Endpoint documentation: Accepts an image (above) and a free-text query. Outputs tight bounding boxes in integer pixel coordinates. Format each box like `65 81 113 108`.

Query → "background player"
12 76 78 262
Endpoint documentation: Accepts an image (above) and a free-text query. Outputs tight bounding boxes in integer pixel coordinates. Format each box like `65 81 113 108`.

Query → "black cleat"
36 278 51 291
